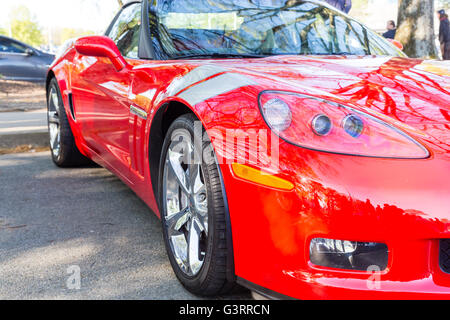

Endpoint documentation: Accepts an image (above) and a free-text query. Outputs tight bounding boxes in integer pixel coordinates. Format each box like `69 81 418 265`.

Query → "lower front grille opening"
439 239 450 274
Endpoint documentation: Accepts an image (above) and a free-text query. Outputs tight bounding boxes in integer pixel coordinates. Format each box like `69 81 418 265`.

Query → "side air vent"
439 239 450 274
68 93 76 120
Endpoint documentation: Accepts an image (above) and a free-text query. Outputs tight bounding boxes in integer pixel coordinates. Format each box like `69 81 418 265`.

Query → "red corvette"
46 0 450 299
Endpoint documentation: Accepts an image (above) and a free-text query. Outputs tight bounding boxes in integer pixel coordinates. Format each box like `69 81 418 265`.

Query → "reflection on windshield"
149 0 404 59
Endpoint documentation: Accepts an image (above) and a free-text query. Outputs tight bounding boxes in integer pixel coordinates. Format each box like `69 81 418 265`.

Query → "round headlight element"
262 98 292 132
342 114 364 138
311 114 332 136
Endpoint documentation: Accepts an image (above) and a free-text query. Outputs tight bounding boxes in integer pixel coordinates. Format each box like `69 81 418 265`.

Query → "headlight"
312 114 332 136
342 114 364 138
261 98 292 132
259 91 429 159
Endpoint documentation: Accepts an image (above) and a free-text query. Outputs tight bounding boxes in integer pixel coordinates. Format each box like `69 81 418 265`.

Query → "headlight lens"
261 98 292 133
342 114 364 138
312 114 333 136
259 91 429 159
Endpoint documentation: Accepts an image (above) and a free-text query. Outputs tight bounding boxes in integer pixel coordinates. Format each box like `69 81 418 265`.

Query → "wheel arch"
46 70 56 92
45 69 69 114
148 100 237 284
149 100 197 206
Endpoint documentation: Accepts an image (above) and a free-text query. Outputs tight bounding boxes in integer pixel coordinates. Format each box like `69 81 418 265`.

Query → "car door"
71 2 142 183
0 38 44 81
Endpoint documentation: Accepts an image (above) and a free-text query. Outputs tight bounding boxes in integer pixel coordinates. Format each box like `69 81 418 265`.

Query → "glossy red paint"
48 35 450 299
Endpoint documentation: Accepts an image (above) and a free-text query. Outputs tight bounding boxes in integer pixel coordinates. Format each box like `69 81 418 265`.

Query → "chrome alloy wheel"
48 87 61 159
163 130 208 277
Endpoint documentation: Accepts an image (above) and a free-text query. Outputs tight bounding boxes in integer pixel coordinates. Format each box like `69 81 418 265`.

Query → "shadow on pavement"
0 152 251 300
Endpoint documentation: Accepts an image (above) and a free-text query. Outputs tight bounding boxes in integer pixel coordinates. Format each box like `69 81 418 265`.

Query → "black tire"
47 78 90 167
159 114 236 296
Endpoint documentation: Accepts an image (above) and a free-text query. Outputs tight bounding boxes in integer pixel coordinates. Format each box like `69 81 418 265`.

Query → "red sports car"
46 0 450 299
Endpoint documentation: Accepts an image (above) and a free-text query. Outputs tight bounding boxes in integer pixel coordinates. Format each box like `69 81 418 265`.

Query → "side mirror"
25 48 34 56
74 36 127 71
388 39 404 51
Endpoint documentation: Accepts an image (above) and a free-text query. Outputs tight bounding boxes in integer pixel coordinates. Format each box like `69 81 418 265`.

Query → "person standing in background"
382 20 397 39
323 0 352 14
438 9 450 60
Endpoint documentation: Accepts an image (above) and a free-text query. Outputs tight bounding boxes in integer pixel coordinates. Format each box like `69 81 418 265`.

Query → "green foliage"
0 27 7 36
352 0 370 12
10 5 44 47
61 28 95 43
49 28 95 46
349 0 370 22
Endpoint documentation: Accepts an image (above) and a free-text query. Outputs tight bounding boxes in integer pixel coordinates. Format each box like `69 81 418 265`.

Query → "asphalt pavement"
0 151 251 300
0 109 49 150
0 109 47 135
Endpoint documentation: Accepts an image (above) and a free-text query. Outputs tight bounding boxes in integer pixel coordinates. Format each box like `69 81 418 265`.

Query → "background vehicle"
0 35 54 82
46 0 450 299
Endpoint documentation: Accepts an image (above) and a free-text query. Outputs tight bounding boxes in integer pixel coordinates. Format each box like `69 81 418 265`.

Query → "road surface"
0 151 250 300
0 109 47 135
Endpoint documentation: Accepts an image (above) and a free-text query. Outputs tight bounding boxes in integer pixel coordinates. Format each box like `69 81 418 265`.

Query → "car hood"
206 56 450 156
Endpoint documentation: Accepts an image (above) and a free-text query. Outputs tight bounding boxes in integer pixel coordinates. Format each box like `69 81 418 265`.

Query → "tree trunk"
396 0 438 59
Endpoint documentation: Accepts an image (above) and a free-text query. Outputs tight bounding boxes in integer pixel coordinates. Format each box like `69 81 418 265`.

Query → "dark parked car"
0 35 54 82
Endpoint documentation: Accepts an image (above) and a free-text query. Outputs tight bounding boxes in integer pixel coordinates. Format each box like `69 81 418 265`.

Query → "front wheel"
159 114 236 296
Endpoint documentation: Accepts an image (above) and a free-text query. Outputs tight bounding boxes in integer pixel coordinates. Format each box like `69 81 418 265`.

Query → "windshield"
149 0 405 59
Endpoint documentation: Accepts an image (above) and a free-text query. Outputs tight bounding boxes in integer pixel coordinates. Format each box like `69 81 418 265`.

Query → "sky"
363 0 398 30
0 0 120 33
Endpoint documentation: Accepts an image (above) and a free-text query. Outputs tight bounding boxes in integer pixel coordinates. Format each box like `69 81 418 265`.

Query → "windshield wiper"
170 53 267 60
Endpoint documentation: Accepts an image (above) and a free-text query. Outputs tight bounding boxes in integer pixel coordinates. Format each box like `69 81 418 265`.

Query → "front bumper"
220 140 450 299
